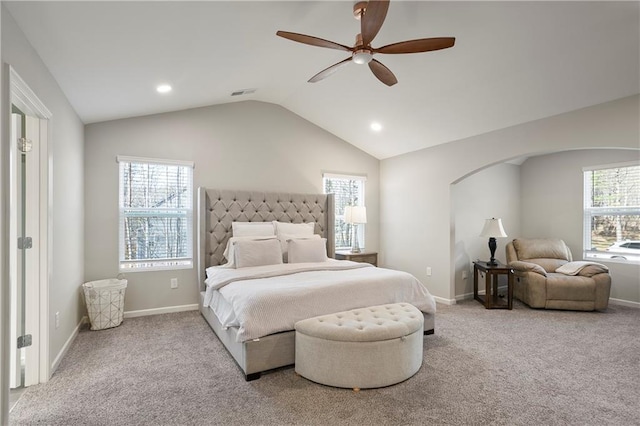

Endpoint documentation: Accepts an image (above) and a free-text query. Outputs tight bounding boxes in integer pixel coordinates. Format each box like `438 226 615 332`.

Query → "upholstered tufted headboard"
196 188 335 290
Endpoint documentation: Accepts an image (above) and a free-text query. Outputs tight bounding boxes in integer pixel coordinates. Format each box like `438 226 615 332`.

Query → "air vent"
231 88 257 97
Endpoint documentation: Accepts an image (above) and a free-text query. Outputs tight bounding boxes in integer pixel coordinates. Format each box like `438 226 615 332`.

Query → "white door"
9 112 41 389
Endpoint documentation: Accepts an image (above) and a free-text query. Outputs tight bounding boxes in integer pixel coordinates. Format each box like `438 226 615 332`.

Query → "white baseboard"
433 296 457 305
51 316 87 375
456 292 474 302
123 303 199 318
609 298 640 308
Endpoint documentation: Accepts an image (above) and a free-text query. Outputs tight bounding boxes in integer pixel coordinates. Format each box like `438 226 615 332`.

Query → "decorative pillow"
205 265 219 278
233 238 283 268
223 235 277 264
273 221 315 236
278 234 321 262
274 222 316 260
232 222 275 238
288 238 328 263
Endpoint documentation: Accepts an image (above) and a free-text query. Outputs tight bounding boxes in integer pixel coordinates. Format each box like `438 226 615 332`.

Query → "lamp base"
351 223 361 253
487 237 498 267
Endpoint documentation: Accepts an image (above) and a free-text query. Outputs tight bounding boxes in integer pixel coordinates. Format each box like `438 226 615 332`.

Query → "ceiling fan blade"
375 37 456 54
276 31 351 52
309 57 353 83
361 0 390 46
368 59 397 86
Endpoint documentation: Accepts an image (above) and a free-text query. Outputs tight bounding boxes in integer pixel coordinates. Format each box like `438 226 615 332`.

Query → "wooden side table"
473 261 513 309
334 251 378 266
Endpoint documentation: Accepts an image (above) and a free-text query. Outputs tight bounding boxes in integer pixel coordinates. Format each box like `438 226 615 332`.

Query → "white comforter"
203 260 436 342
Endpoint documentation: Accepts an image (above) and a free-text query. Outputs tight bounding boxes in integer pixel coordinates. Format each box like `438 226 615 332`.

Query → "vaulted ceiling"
5 1 639 159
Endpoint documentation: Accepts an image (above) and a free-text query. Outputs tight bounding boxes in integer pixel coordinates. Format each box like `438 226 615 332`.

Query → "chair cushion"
513 238 570 261
525 258 568 273
546 273 595 301
295 303 423 342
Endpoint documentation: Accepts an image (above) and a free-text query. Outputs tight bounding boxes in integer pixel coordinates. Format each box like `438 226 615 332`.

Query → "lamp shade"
479 218 507 238
344 205 367 224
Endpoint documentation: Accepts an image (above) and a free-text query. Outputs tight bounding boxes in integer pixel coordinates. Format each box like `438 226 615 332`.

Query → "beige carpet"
10 300 640 425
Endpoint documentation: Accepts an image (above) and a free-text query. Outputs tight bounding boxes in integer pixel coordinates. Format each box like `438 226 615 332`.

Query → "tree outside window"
323 174 365 250
584 163 639 262
118 157 193 271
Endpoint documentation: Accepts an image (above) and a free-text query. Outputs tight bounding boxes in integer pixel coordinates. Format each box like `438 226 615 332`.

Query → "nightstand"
473 261 514 309
334 251 378 266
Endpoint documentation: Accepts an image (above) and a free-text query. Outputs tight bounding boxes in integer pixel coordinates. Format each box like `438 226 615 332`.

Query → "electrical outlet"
55 312 60 329
170 278 178 289
426 267 432 276
462 270 468 280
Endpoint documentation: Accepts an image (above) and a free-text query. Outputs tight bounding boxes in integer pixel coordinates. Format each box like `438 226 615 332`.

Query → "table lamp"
344 205 367 253
479 218 507 266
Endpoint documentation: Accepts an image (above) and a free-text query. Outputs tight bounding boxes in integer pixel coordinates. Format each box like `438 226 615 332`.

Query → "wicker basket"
83 279 127 330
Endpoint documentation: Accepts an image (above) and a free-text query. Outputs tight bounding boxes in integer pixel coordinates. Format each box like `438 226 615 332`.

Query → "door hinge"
18 137 32 153
18 237 33 250
17 334 32 349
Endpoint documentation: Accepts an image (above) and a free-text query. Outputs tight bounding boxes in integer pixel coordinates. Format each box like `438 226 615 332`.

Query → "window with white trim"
323 173 366 250
583 162 640 263
118 156 194 271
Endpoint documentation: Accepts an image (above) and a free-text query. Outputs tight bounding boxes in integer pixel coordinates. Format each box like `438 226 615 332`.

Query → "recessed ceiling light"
371 122 382 132
156 84 172 94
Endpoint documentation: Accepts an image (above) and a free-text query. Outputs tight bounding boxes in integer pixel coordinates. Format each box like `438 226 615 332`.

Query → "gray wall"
453 150 640 303
84 101 380 312
380 95 639 303
521 149 640 303
1 7 85 369
453 163 521 298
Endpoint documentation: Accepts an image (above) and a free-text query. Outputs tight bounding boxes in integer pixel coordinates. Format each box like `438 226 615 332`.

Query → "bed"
197 188 435 380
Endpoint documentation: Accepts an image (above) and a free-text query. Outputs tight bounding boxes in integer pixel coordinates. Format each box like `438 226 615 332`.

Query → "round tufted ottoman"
294 303 424 390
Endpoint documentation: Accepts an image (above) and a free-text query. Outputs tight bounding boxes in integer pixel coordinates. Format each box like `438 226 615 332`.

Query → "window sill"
119 262 193 273
583 254 640 265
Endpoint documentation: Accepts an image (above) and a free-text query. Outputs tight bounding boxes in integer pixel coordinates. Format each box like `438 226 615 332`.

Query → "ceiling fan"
276 0 455 86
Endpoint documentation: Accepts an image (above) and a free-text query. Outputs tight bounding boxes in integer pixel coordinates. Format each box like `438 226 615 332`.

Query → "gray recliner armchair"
506 238 611 311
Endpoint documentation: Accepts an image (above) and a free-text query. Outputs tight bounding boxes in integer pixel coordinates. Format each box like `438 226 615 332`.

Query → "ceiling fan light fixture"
353 50 373 65
277 0 454 86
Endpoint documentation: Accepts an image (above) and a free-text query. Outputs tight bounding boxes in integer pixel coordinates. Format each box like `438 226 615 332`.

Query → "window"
583 162 640 263
323 173 366 250
117 156 194 271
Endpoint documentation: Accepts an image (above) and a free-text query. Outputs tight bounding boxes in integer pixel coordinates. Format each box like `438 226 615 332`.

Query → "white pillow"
288 238 328 263
223 235 277 264
205 265 218 278
233 239 283 268
273 221 315 236
278 234 321 262
232 222 275 238
274 222 316 260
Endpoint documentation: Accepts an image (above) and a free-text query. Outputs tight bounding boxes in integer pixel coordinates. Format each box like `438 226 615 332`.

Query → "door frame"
8 65 52 385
